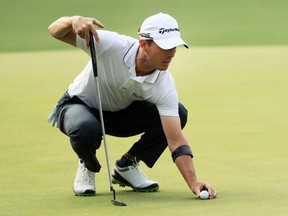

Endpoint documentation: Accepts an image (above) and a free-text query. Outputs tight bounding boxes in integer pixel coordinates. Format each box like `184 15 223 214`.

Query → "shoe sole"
112 171 159 192
74 189 96 196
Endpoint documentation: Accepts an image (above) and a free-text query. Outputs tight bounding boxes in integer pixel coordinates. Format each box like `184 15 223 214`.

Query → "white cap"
138 12 188 50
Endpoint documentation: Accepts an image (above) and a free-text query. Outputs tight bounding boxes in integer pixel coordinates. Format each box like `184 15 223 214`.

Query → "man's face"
144 40 176 71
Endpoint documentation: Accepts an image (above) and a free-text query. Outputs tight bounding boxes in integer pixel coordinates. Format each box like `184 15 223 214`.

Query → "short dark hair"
146 40 154 46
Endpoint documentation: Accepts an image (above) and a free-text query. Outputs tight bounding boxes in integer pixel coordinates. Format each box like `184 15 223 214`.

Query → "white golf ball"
200 190 209 200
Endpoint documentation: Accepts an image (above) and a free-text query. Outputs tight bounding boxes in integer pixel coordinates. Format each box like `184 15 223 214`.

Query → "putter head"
111 199 127 206
110 187 126 206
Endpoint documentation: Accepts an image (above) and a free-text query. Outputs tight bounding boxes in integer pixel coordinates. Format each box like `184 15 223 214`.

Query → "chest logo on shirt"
132 92 143 100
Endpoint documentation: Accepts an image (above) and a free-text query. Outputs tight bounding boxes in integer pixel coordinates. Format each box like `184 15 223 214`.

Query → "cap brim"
154 37 189 50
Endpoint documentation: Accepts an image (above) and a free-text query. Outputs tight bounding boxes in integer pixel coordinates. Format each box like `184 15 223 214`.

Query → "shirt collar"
123 42 161 84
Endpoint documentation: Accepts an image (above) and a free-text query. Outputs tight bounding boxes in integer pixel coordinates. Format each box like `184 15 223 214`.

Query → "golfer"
48 12 217 199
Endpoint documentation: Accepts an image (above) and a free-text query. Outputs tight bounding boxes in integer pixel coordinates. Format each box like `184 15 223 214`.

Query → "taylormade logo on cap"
138 12 188 50
158 28 179 34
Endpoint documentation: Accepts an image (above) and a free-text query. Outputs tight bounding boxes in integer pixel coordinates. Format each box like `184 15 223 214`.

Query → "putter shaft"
89 32 126 207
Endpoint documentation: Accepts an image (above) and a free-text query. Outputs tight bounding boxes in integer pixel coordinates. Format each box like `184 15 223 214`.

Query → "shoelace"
81 165 95 185
132 158 148 180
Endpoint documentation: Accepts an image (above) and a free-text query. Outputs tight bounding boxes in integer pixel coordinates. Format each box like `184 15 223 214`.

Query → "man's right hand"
71 16 104 48
48 16 104 47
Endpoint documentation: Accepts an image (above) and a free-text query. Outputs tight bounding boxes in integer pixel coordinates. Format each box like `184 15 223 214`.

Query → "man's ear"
139 39 147 49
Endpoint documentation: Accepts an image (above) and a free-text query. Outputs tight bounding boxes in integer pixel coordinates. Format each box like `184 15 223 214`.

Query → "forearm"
175 155 198 192
48 16 79 47
161 116 197 192
48 16 74 39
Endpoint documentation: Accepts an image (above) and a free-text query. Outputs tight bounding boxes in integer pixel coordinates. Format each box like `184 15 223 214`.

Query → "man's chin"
158 65 169 71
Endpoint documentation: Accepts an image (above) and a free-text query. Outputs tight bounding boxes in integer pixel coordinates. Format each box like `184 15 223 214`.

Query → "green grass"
0 46 287 215
1 0 288 52
1 0 288 214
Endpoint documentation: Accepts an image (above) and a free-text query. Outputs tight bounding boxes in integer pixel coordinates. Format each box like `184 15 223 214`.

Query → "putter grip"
89 31 98 78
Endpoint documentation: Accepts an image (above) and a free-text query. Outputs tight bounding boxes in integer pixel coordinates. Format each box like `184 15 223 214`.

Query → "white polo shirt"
68 30 179 116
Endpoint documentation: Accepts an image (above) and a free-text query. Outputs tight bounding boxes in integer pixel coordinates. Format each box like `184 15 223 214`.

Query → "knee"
69 119 102 149
178 103 188 129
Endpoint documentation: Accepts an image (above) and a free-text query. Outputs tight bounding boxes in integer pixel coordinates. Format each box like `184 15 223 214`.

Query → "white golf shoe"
112 161 159 192
73 160 96 196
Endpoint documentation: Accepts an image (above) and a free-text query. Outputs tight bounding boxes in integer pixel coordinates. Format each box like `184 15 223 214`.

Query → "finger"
199 183 205 191
209 190 217 199
193 183 201 197
195 188 201 198
85 30 90 48
91 19 104 43
90 27 100 44
206 185 217 199
92 18 105 28
203 181 213 190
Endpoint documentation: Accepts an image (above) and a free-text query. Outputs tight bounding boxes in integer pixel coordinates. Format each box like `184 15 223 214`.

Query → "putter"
89 31 127 207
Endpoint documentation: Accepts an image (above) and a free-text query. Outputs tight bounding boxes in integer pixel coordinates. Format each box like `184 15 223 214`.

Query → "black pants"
59 99 188 168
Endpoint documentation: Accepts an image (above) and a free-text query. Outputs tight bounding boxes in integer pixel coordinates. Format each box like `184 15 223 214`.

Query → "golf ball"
200 190 209 200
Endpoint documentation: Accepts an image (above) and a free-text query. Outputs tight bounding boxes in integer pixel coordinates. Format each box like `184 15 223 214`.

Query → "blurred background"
0 0 288 52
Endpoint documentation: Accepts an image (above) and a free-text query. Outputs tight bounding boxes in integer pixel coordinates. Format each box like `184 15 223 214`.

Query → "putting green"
0 46 287 215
